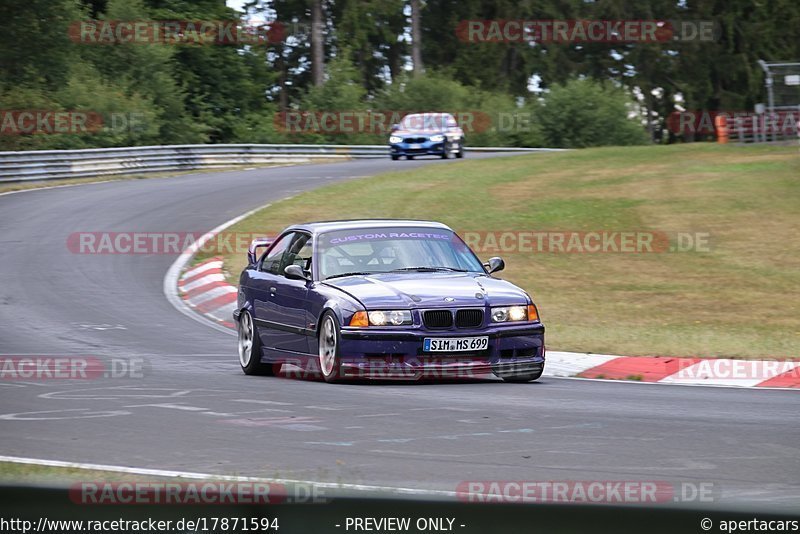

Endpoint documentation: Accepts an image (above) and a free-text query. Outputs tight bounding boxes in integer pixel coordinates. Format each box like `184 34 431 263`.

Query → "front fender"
315 298 360 335
234 283 254 323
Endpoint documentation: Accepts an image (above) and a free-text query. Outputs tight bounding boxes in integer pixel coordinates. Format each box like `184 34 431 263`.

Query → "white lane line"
233 399 294 406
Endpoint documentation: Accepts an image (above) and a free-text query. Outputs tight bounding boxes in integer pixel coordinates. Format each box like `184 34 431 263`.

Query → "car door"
259 232 311 354
250 232 294 351
269 232 314 355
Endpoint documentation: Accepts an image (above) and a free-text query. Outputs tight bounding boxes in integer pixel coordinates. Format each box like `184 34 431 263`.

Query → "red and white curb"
178 257 237 329
545 351 800 389
172 264 800 389
163 204 266 337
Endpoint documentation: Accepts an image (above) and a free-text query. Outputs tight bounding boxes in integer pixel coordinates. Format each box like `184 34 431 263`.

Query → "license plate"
409 143 421 149
423 336 488 352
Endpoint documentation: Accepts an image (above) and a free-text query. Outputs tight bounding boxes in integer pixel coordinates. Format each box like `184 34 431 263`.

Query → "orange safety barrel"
714 114 728 144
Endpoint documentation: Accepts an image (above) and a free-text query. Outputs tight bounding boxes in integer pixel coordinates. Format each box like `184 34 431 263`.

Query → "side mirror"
285 264 311 281
390 123 400 132
484 256 505 274
247 238 272 265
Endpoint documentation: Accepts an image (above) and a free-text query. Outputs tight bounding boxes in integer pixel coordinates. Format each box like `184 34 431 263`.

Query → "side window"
259 233 294 275
282 233 313 273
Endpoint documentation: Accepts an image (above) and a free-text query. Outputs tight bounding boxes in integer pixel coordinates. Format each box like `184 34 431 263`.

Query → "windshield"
317 227 484 280
399 113 452 131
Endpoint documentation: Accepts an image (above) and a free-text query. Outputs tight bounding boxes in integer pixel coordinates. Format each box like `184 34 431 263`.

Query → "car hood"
322 273 529 309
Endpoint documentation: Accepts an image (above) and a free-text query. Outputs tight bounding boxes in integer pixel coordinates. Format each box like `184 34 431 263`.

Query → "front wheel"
391 154 399 161
238 310 280 376
318 312 343 383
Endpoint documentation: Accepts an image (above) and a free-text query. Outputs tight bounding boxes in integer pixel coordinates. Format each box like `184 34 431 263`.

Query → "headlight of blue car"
491 305 537 323
389 136 402 144
429 134 445 142
350 310 414 326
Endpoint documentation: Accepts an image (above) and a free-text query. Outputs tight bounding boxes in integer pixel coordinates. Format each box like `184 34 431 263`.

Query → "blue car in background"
234 220 544 383
389 113 465 160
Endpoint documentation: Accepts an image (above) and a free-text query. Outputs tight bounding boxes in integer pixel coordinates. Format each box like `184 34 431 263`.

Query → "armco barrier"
0 144 561 183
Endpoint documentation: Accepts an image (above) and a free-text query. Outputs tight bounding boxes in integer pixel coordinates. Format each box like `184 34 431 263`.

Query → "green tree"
0 0 85 92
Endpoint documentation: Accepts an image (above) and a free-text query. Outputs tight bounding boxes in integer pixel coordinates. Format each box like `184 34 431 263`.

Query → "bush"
535 78 649 148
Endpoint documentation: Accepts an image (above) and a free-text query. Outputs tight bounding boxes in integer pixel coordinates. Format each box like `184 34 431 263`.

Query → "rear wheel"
407 155 415 160
238 310 280 376
456 144 465 158
318 312 343 383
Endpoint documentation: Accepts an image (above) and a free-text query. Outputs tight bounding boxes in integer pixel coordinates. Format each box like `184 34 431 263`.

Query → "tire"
407 155 415 160
391 155 399 161
456 144 464 158
317 311 343 383
441 142 450 159
238 310 280 376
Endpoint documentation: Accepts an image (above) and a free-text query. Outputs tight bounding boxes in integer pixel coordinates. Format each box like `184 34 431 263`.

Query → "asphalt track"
0 155 798 510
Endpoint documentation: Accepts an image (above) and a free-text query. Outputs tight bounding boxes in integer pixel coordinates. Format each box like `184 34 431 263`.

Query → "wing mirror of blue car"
484 256 505 274
247 238 273 265
390 123 400 132
285 264 311 281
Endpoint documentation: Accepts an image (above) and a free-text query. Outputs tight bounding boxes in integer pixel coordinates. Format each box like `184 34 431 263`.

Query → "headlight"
429 134 445 142
491 305 537 323
366 310 413 326
389 136 402 144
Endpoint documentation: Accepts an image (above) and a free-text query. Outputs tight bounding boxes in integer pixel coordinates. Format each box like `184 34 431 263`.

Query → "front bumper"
338 324 544 379
390 141 445 157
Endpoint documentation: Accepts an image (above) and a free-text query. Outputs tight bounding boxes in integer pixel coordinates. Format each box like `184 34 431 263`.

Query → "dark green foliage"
1 0 796 150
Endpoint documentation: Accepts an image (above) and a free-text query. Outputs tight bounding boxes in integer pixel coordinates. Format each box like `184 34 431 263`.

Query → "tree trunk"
410 0 423 77
311 0 324 86
644 90 654 142
277 53 288 111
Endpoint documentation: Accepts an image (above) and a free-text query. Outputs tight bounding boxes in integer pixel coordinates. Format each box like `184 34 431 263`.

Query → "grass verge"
206 143 800 359
0 462 168 484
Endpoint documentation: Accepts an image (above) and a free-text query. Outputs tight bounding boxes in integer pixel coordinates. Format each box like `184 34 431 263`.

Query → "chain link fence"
753 60 800 143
